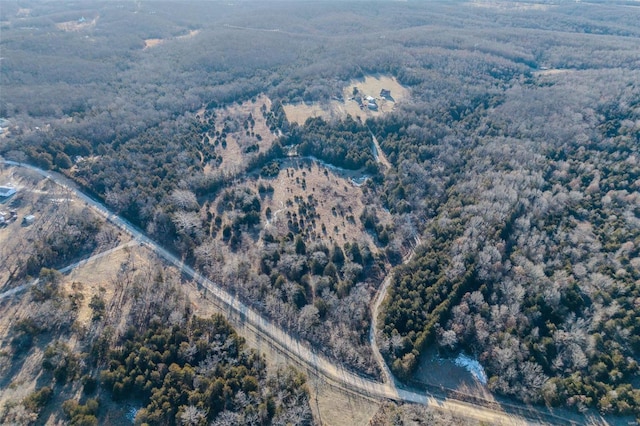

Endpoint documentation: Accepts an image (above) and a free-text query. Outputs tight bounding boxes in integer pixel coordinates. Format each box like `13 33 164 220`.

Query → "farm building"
0 186 17 201
22 215 35 226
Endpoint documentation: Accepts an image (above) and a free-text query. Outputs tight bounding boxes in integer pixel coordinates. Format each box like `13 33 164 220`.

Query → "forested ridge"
375 72 640 414
2 0 640 420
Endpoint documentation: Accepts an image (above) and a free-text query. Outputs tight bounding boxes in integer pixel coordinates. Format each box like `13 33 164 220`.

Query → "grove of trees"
2 0 640 419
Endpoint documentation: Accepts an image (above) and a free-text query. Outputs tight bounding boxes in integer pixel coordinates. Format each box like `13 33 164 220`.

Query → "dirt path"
369 236 420 388
0 240 137 301
369 130 392 170
0 160 580 426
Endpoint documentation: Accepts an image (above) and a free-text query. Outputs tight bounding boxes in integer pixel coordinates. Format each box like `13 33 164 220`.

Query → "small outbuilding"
22 215 35 226
380 89 392 99
0 186 16 201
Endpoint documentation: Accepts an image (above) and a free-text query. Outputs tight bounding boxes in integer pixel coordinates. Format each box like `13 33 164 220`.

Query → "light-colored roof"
0 186 17 197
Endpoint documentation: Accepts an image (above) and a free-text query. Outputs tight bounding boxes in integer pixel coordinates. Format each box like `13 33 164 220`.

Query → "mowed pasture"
284 75 409 124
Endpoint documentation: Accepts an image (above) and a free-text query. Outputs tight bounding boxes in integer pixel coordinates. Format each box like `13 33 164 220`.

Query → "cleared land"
144 29 200 50
0 167 82 287
0 243 152 425
284 75 410 124
249 160 390 249
143 38 163 49
55 16 98 32
202 95 277 175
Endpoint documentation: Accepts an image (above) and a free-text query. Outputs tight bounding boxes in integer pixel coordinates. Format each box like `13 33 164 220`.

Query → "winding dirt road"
369 236 421 389
1 160 582 425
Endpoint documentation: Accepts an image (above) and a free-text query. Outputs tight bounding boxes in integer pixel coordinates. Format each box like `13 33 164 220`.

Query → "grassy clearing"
0 238 141 425
202 95 276 175
308 379 381 426
55 17 98 32
251 160 390 250
284 75 410 124
144 30 200 50
143 38 164 49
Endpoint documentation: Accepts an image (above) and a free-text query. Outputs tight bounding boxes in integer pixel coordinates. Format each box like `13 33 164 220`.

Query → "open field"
143 38 163 49
202 95 277 175
0 242 155 425
284 75 410 124
144 29 200 50
55 16 98 32
249 159 390 249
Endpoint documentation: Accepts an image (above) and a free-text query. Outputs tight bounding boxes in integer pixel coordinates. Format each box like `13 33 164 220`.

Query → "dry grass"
308 379 381 426
284 75 410 125
63 243 136 327
202 95 277 175
0 241 149 424
0 166 75 286
250 160 390 250
144 29 200 50
0 343 44 420
283 103 337 125
55 16 98 32
143 38 164 49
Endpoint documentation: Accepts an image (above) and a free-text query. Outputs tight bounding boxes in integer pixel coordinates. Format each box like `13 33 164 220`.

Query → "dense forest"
2 0 640 420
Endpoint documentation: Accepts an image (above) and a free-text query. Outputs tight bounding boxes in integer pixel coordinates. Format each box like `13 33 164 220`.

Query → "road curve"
1 160 572 425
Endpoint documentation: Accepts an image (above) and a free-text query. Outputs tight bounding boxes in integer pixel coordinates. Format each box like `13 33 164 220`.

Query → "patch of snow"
454 353 488 385
126 406 140 424
351 176 369 186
